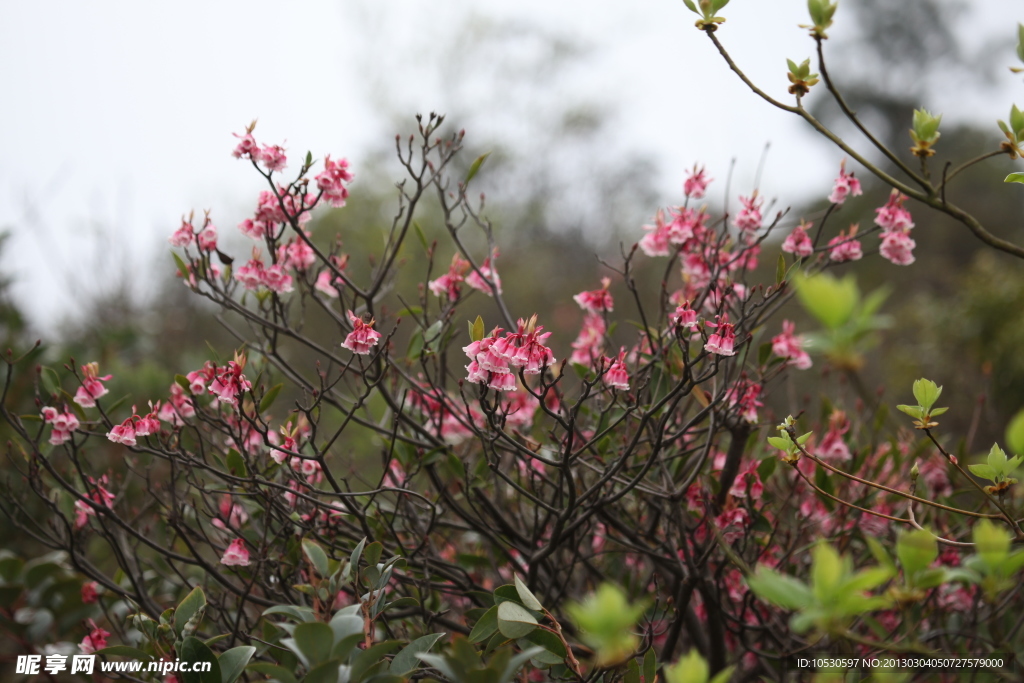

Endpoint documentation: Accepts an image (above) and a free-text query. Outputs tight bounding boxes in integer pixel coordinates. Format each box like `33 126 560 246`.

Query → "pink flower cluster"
428 254 502 301
106 405 161 447
771 320 811 370
570 313 606 366
683 165 712 199
79 620 110 654
235 249 294 294
238 189 312 239
208 355 253 405
220 538 250 567
828 224 863 262
232 129 288 173
781 220 814 258
601 350 630 391
342 311 382 355
73 363 111 408
464 317 556 391
724 378 763 423
669 300 698 332
733 192 763 235
573 277 614 313
315 155 354 207
875 190 917 265
168 212 218 252
41 405 79 445
705 314 737 357
74 476 116 529
639 206 709 258
828 160 863 205
314 254 349 297
270 422 323 483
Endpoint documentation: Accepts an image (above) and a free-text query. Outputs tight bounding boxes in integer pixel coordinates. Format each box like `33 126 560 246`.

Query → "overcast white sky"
0 0 1019 334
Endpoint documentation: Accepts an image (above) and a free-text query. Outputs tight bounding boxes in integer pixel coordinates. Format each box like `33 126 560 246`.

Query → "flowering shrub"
3 4 1024 683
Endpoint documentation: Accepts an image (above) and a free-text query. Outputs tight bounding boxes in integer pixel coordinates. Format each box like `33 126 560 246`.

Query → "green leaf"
896 528 938 580
413 220 429 251
514 574 543 611
775 253 786 286
349 640 401 681
643 647 657 683
664 649 709 683
259 383 283 413
811 542 843 602
303 539 331 578
363 541 383 567
469 605 500 643
747 566 812 610
390 633 446 676
625 659 642 683
793 272 859 330
226 450 247 477
291 622 335 668
682 0 698 13
262 604 316 622
973 520 1011 570
969 464 997 481
912 379 941 412
497 600 539 638
1006 409 1024 455
987 443 1009 473
172 251 190 278
896 404 924 419
219 646 256 683
303 659 342 683
174 586 207 638
471 315 485 343
465 152 491 185
179 637 223 683
247 663 298 683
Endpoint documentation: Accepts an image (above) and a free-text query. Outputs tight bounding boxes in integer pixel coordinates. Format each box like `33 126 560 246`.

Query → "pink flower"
238 218 266 240
638 210 672 257
725 379 762 423
262 264 294 293
314 255 349 297
259 144 287 172
134 410 161 437
683 164 711 199
428 254 469 301
874 190 915 232
106 417 137 447
74 500 95 529
828 225 863 262
79 621 110 654
315 155 354 208
828 160 863 205
465 256 502 296
570 313 606 366
705 314 737 356
771 320 811 370
733 193 763 234
669 301 698 332
491 317 556 374
464 330 516 391
197 225 218 252
277 235 317 271
879 229 916 266
232 131 259 160
73 363 112 408
159 383 195 425
816 411 851 461
573 277 614 313
220 538 251 567
186 361 217 395
208 355 253 406
235 255 266 290
602 350 630 391
782 221 814 258
81 581 99 604
168 219 194 248
665 206 708 246
341 311 383 355
42 406 80 445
